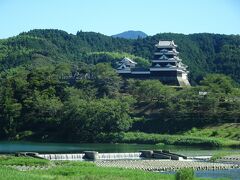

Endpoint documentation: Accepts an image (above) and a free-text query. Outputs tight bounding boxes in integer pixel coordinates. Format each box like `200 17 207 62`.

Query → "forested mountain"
1 29 240 84
0 29 240 142
112 30 148 39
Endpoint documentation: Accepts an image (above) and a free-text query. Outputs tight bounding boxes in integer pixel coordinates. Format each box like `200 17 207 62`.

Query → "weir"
38 153 85 160
15 151 240 173
98 152 142 160
21 150 188 161
36 152 142 161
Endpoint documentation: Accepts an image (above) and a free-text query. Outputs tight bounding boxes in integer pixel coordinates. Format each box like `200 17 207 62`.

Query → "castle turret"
117 57 137 73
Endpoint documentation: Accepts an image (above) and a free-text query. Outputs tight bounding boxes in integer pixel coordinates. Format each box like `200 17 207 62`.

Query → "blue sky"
0 0 240 38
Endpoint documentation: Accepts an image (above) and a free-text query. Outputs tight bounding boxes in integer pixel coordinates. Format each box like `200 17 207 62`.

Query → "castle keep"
117 40 190 86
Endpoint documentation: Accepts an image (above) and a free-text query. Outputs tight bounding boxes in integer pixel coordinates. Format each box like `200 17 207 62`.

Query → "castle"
116 40 190 87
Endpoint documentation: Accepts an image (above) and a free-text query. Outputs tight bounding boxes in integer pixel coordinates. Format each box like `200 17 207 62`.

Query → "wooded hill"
1 29 240 84
112 30 148 39
0 29 239 143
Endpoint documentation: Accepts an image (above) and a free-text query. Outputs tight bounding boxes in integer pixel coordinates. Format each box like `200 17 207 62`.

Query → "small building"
117 57 137 73
116 40 190 87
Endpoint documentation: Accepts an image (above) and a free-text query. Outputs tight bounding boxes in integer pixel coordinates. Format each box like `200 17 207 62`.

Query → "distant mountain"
112 30 148 39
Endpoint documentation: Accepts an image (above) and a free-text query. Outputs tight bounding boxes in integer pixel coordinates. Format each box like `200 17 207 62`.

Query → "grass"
210 152 229 162
121 132 240 147
0 156 174 180
0 166 48 180
0 155 50 166
210 152 240 162
183 123 240 141
0 156 221 180
39 162 175 180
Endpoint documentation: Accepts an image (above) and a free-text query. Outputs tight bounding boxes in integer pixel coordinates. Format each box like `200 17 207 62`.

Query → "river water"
1 141 240 155
195 169 240 180
163 169 240 180
0 141 240 179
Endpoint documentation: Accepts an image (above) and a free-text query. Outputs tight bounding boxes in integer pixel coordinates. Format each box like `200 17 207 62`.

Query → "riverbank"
1 155 239 180
120 132 240 147
26 125 239 148
183 123 240 141
34 151 239 172
1 124 239 149
0 155 219 180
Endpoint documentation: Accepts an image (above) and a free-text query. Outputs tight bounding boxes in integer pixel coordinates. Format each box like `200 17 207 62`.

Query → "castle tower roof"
155 40 177 48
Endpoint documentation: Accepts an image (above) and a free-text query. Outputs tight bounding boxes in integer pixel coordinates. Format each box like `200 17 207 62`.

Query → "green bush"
175 168 194 180
15 131 34 140
190 127 198 133
211 131 219 137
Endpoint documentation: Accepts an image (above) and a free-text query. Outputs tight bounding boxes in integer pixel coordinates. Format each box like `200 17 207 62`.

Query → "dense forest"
1 29 240 83
0 29 239 142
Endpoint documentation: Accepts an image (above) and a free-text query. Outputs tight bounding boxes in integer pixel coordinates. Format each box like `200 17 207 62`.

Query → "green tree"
0 87 22 139
200 74 235 94
131 80 176 103
22 90 63 136
92 63 121 98
61 97 132 141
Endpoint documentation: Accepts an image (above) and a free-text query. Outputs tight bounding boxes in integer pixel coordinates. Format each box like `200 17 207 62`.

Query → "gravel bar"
95 159 240 172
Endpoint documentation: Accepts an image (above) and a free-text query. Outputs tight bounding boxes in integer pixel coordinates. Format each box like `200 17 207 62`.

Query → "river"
163 169 240 180
0 141 239 156
1 141 240 180
0 141 240 156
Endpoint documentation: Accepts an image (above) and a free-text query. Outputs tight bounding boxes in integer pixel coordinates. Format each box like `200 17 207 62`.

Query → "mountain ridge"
112 30 148 39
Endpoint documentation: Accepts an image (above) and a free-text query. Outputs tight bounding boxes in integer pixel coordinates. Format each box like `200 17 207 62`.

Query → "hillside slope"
0 29 240 83
183 123 240 141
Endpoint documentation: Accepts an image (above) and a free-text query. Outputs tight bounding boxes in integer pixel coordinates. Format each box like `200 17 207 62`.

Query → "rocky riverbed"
95 159 239 172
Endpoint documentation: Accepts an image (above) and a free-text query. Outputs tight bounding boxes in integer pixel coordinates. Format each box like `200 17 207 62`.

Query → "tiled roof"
122 57 137 64
155 40 177 47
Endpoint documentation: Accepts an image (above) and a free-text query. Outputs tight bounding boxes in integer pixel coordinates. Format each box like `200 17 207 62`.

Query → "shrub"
175 168 194 180
190 127 198 133
16 131 33 140
211 130 219 137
